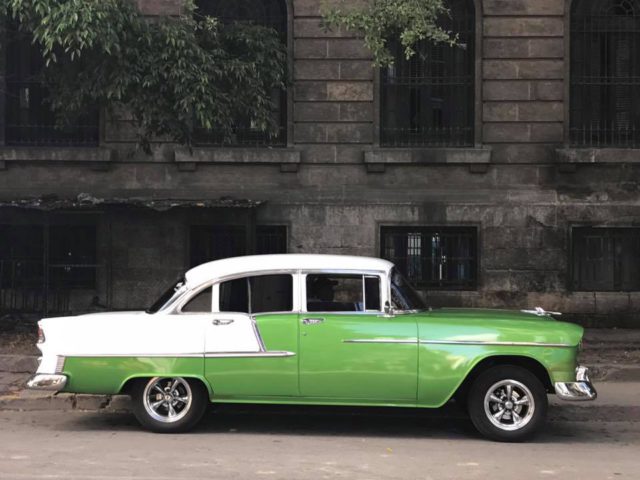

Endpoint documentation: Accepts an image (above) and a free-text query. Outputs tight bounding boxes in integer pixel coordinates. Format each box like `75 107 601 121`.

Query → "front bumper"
27 374 67 391
554 366 597 401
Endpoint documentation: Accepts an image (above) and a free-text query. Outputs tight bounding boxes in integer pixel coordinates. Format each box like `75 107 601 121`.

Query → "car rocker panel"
29 254 596 440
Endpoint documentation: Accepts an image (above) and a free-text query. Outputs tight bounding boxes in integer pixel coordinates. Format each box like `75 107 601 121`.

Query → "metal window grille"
193 0 287 147
380 226 477 289
381 0 475 147
190 225 247 267
4 23 99 147
572 227 640 291
570 0 640 147
0 225 99 314
256 225 287 254
190 224 287 267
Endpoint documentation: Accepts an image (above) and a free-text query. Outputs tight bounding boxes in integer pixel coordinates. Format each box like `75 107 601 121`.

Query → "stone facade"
1 0 639 326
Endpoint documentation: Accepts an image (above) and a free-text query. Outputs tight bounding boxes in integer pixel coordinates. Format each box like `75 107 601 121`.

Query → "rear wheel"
467 365 547 442
131 377 208 433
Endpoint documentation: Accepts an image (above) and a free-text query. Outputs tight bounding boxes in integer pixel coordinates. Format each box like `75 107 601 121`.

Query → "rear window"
219 274 293 314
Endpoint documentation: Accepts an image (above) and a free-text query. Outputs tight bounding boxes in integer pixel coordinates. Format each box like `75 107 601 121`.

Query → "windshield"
390 268 427 311
146 277 187 314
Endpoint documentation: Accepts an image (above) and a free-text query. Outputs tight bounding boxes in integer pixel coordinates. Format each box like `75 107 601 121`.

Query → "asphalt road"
0 405 638 480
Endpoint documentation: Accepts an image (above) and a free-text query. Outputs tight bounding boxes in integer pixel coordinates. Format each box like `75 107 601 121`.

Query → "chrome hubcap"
484 379 535 431
143 377 192 424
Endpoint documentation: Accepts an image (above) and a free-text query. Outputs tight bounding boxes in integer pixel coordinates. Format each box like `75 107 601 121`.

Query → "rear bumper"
554 366 597 401
27 374 67 391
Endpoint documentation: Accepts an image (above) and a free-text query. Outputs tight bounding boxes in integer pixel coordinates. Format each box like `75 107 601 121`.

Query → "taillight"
37 326 45 344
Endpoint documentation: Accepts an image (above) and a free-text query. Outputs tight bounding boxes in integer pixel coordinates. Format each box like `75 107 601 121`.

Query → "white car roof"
185 254 394 286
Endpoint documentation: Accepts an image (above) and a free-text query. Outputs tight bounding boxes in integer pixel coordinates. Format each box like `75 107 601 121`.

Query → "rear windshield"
146 278 187 313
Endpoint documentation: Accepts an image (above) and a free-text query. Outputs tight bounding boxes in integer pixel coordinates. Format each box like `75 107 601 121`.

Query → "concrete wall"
1 0 640 326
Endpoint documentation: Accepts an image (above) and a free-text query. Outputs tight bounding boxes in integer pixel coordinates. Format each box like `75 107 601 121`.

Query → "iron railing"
192 125 287 148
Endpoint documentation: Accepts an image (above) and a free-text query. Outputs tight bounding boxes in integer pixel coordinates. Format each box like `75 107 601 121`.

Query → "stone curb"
0 355 39 373
0 393 131 412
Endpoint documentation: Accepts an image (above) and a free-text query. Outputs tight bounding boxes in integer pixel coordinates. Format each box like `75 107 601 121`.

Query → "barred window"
570 0 640 147
0 225 98 291
190 224 287 267
256 225 287 254
380 0 475 147
572 227 640 291
194 0 287 147
380 226 477 289
4 22 99 147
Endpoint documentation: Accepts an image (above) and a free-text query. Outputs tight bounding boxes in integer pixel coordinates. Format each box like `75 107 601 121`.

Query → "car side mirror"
383 301 395 317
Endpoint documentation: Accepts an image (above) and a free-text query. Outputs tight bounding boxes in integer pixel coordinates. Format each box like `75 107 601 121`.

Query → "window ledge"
0 147 112 170
364 147 492 173
556 148 640 167
174 147 301 172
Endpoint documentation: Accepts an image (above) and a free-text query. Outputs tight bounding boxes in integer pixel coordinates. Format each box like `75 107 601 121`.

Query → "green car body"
58 309 582 407
28 254 595 439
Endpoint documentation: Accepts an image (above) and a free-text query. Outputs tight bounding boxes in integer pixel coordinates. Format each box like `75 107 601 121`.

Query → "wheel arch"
119 375 214 398
452 355 554 402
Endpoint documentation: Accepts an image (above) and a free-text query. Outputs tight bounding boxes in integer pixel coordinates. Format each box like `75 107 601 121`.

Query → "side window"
220 278 249 313
306 274 382 312
182 286 212 313
364 276 381 311
251 275 293 313
219 274 293 313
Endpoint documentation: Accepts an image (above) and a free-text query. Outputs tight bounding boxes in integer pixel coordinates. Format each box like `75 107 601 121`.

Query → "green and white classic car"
28 254 596 441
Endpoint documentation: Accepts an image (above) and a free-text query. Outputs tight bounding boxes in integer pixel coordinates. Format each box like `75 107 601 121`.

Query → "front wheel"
467 365 548 442
131 377 209 433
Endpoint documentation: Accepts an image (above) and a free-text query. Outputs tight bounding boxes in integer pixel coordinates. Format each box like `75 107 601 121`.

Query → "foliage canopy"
321 0 456 66
1 0 287 151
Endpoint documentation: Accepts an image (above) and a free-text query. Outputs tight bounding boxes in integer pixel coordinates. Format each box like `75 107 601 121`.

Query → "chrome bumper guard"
27 374 67 391
554 366 597 401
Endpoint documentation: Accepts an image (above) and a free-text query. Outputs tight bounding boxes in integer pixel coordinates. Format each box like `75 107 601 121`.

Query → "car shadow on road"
61 402 624 444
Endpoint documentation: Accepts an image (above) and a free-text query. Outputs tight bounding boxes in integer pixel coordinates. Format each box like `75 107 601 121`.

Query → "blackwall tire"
131 377 208 433
467 365 548 442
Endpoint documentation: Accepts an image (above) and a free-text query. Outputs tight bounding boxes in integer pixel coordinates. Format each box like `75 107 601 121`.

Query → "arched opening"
193 0 288 147
570 0 640 147
380 0 475 147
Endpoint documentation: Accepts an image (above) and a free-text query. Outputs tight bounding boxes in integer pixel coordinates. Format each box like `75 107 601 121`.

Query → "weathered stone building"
1 0 639 326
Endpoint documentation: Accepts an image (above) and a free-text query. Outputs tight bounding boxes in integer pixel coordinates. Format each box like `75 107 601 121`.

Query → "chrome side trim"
65 350 296 359
418 340 575 348
65 353 204 358
27 374 67 391
343 338 418 344
343 339 574 347
204 351 295 358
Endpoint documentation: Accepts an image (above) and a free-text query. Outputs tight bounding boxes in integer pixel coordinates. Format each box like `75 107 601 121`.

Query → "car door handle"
212 319 234 326
302 318 324 325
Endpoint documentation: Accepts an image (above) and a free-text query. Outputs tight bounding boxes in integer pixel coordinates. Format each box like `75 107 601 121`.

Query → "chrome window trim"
214 270 297 314
301 270 387 314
